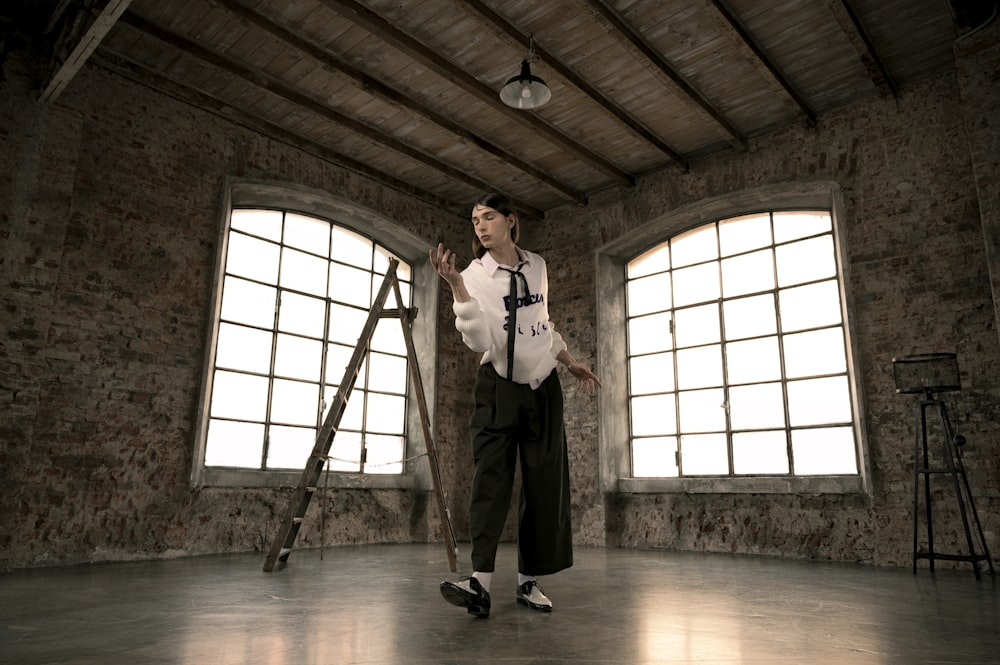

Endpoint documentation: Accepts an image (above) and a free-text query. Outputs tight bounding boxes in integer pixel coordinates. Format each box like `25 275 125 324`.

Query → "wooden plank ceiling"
28 0 982 219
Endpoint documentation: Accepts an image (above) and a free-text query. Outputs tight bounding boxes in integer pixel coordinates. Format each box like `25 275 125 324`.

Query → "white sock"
472 571 492 592
518 573 535 587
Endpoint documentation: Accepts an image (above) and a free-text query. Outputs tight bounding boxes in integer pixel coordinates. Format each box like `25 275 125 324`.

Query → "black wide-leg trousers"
468 363 574 576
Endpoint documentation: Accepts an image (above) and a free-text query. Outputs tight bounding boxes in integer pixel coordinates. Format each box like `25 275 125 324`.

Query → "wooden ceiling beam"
318 0 635 187
586 0 746 146
828 0 899 98
90 48 467 216
708 0 817 126
39 0 134 103
118 12 543 218
464 0 688 171
209 0 587 205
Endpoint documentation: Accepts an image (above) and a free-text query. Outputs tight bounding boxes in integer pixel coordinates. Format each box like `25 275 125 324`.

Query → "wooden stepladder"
263 258 458 573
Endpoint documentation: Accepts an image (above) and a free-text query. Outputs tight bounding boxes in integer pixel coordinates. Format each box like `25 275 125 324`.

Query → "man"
430 193 601 618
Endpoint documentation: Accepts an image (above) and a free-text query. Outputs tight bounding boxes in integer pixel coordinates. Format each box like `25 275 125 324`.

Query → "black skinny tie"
501 266 530 381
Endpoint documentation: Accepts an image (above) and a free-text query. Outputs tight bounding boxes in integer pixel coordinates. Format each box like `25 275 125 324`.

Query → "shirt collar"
479 247 529 276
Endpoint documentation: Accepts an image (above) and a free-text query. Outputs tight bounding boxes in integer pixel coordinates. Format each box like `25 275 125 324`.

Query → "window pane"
783 328 847 378
773 211 831 243
368 352 408 394
226 233 279 282
329 431 362 471
216 323 272 373
371 317 405 354
210 370 269 420
671 225 718 268
787 376 852 426
792 427 857 475
339 392 365 430
221 277 276 328
270 378 319 426
632 437 678 477
231 209 282 241
719 213 771 256
674 303 720 348
374 245 410 281
280 248 327 296
676 345 722 390
680 433 728 475
629 352 674 395
364 434 405 474
721 249 775 298
722 294 777 340
726 337 781 384
366 392 405 434
332 226 374 268
328 304 367 345
205 420 263 467
274 334 322 381
628 312 673 355
729 382 785 429
266 425 315 469
631 394 677 436
672 262 720 307
733 431 789 474
278 291 326 338
330 262 372 307
678 388 726 433
779 280 842 332
325 343 359 387
628 243 670 278
284 213 330 256
627 272 672 316
775 235 835 287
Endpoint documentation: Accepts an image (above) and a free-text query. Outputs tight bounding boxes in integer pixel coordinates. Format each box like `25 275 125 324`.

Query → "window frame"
595 183 872 495
191 180 438 490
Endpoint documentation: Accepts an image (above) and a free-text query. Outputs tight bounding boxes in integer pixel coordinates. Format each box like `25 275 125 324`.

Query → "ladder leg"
391 273 459 573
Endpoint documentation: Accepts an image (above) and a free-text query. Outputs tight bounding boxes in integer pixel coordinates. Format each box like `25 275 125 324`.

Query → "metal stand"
911 394 994 579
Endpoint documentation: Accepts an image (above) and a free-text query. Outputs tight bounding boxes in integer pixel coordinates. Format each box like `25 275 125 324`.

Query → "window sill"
617 475 866 495
197 467 421 490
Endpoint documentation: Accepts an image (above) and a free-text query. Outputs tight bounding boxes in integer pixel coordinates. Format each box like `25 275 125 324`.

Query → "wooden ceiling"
19 0 994 218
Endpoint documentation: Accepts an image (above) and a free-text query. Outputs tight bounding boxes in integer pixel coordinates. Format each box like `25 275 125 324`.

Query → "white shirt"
452 247 567 387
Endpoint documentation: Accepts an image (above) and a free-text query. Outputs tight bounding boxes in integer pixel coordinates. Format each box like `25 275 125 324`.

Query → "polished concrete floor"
1 543 997 665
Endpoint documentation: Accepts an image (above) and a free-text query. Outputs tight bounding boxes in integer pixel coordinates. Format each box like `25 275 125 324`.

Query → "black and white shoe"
516 580 553 612
440 576 491 618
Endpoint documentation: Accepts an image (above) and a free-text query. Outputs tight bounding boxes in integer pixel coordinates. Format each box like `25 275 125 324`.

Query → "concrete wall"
2 22 998 571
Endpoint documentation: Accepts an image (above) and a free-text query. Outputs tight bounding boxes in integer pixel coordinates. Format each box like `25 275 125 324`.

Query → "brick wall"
532 25 1000 567
0 49 472 570
2 22 998 572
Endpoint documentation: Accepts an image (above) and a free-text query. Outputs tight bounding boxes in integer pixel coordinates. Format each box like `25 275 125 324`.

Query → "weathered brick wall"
533 31 1000 566
3 24 997 572
0 50 472 570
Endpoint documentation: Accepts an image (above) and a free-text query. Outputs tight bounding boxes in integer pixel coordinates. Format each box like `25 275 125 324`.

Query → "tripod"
911 391 994 579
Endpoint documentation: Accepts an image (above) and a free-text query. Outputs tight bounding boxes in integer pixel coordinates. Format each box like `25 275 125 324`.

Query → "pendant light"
499 36 551 110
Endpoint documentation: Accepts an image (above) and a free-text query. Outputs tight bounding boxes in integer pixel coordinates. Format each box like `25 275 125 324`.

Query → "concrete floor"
1 543 997 665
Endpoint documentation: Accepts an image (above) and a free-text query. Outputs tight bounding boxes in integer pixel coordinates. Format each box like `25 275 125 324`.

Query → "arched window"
596 184 869 494
192 183 437 490
626 211 858 478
